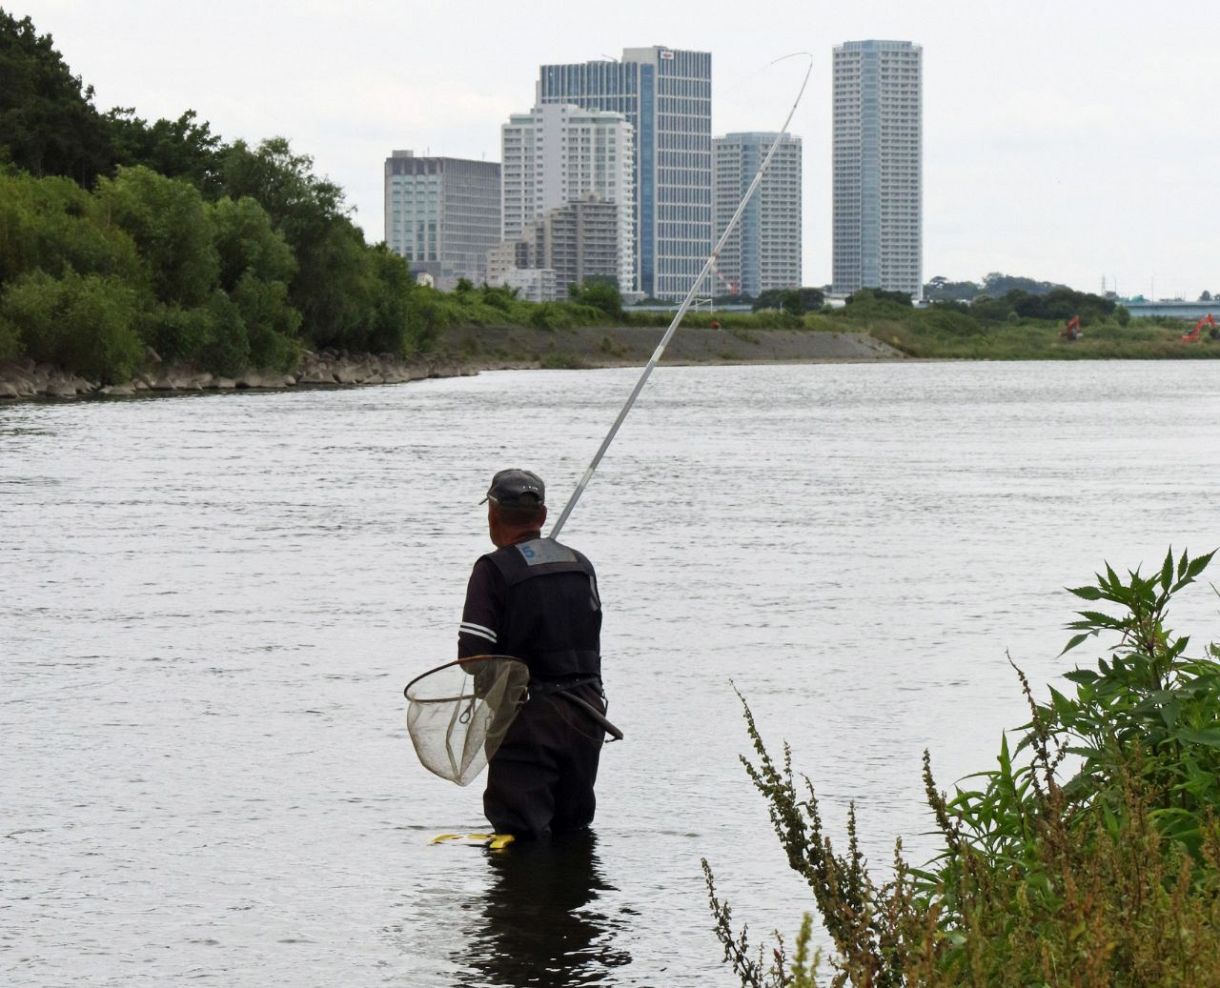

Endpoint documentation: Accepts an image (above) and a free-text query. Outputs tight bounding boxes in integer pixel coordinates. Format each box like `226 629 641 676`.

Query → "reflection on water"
455 832 631 987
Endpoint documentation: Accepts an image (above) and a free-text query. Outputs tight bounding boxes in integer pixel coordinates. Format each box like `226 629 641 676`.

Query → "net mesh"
405 655 530 786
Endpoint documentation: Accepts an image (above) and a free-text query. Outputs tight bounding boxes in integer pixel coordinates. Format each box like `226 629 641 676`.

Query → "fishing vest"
483 537 602 682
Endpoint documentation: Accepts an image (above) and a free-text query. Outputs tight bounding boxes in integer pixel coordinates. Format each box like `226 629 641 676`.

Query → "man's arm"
458 556 505 659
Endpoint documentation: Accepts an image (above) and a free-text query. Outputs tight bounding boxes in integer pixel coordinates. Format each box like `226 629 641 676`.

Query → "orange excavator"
1181 313 1217 343
1060 315 1082 341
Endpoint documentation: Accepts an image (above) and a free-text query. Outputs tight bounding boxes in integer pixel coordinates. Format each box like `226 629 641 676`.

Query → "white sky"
16 0 1220 298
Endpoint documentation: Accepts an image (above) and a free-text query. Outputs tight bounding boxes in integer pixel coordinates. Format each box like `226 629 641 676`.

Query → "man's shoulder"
484 538 596 580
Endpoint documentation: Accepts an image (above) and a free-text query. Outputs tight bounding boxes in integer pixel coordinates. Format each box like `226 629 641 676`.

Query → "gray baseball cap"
480 468 545 507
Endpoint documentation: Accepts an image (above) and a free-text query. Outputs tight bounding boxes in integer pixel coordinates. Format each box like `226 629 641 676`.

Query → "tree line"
0 10 432 381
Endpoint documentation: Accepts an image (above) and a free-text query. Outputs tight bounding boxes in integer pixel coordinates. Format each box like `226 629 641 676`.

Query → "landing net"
404 655 530 786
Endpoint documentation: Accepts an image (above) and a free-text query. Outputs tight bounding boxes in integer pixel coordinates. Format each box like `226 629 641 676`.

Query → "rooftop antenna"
549 52 814 540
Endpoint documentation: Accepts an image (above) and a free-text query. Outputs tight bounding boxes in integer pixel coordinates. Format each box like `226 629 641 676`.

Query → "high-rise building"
713 132 802 298
500 103 635 293
538 46 712 300
831 40 922 297
488 197 622 302
384 150 501 290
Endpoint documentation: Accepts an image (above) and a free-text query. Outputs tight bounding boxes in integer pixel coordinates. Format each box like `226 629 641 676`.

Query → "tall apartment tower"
713 132 802 298
538 46 712 300
831 40 922 297
500 103 635 293
384 150 501 290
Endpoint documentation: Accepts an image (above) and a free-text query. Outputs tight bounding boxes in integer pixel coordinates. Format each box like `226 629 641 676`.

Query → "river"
4 360 1219 986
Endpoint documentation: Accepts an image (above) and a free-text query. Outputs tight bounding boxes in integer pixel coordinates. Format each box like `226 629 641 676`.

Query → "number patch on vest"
516 539 578 566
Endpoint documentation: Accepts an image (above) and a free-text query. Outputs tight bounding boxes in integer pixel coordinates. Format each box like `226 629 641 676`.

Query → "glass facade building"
713 132 802 298
538 46 712 300
384 151 501 290
832 40 922 297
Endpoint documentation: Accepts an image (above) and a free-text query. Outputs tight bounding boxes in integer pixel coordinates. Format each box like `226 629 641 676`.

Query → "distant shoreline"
0 327 906 402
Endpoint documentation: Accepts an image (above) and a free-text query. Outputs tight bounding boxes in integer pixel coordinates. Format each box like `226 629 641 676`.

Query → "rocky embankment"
0 350 476 400
0 327 905 401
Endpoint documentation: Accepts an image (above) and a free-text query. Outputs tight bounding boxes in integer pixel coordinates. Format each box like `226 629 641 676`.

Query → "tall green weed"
706 549 1220 986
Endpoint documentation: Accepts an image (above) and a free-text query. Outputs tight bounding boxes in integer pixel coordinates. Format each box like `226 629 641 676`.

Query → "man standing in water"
458 469 607 839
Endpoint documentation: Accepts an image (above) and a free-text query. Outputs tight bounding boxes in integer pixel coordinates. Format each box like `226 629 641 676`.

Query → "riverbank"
0 326 904 400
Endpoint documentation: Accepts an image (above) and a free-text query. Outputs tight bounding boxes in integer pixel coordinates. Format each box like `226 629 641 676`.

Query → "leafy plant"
706 548 1220 987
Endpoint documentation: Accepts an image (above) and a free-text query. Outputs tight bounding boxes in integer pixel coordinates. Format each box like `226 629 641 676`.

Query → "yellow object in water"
430 832 515 850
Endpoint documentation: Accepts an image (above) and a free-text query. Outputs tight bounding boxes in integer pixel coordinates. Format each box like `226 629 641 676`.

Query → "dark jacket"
458 537 601 682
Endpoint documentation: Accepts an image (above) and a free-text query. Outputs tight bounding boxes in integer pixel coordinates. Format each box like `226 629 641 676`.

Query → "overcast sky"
17 0 1220 298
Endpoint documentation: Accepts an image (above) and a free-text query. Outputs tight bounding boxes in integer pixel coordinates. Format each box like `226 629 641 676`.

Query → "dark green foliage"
924 276 980 301
232 273 300 370
106 108 224 196
919 305 981 338
478 283 519 312
95 166 218 307
362 244 414 356
981 272 1067 297
569 277 624 320
138 303 213 366
2 268 141 382
708 550 1220 987
846 287 913 308
217 138 377 350
0 170 141 290
1000 285 1116 323
0 312 21 360
208 195 296 291
753 287 825 315
0 10 114 185
197 288 250 377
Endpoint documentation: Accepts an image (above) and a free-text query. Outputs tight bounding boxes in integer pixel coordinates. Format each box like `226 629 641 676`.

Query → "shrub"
706 548 1220 987
1 268 142 382
0 313 23 360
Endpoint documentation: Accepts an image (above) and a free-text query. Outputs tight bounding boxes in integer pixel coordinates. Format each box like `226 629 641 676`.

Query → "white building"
500 103 635 294
383 150 501 290
832 40 922 297
538 47 712 300
713 132 802 298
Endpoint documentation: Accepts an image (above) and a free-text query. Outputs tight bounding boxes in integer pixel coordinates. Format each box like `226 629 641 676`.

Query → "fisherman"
458 468 607 840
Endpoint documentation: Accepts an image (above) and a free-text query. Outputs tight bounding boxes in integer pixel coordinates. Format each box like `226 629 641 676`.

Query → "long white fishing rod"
550 52 814 540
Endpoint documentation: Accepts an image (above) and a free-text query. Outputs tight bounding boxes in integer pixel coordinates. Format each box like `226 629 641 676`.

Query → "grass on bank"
705 548 1220 987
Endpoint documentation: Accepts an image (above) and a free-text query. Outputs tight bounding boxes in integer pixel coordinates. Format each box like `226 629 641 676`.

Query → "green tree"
106 108 226 197
209 195 297 291
752 287 824 314
218 138 385 349
1 268 141 381
846 287 912 308
569 277 623 319
0 170 141 290
94 165 219 307
981 272 1065 297
0 10 114 184
924 276 980 301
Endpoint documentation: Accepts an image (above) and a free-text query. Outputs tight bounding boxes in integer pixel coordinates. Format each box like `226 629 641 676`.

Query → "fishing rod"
549 52 814 540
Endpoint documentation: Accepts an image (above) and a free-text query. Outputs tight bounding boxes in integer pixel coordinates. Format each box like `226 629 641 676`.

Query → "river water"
4 360 1219 986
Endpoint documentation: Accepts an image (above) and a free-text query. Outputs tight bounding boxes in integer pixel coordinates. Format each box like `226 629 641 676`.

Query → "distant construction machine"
1181 313 1218 343
1060 315 1083 341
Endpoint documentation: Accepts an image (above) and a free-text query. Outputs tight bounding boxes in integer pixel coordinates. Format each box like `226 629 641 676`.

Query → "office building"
500 103 635 292
831 40 922 297
384 150 501 289
538 46 712 300
713 132 802 297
